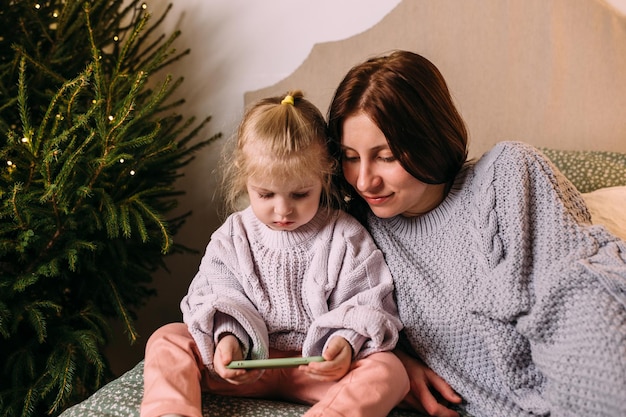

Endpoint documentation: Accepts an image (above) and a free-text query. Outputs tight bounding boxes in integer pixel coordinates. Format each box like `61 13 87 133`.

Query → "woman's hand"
395 349 462 417
300 336 353 381
213 334 263 384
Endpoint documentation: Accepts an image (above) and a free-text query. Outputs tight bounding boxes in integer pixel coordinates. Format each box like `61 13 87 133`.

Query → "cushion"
540 148 626 193
582 186 626 241
59 361 463 417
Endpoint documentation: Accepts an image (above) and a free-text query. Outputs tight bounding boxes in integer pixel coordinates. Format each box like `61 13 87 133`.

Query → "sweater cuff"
213 312 251 358
324 329 367 358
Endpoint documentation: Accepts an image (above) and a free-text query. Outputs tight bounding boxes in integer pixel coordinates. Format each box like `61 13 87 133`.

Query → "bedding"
540 148 626 194
59 361 464 417
540 148 626 241
582 186 626 241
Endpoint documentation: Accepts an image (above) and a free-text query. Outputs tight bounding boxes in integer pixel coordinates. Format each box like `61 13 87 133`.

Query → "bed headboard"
245 0 626 159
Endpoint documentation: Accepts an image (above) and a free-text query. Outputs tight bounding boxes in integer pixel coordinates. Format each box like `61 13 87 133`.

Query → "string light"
114 35 119 42
108 115 114 121
119 158 125 163
21 137 29 143
7 161 13 166
34 4 41 9
129 170 136 176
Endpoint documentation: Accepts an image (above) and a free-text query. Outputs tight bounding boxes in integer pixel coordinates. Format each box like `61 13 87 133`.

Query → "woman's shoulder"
480 141 545 164
474 141 553 179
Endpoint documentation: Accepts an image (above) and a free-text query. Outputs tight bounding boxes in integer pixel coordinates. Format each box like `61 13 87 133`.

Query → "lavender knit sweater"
367 141 626 417
181 207 402 374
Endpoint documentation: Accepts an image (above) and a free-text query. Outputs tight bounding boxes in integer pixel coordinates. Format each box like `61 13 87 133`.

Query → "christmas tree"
0 1 220 416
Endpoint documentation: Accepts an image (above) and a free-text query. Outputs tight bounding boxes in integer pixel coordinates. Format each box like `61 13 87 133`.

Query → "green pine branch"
0 2 221 416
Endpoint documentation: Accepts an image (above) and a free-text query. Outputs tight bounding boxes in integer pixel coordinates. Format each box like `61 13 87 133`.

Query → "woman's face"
340 112 446 218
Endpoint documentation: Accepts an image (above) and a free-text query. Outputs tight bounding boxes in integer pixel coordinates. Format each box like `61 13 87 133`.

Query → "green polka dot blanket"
59 361 473 417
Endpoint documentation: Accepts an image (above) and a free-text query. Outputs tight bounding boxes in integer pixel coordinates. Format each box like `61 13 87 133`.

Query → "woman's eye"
342 154 359 162
379 156 396 163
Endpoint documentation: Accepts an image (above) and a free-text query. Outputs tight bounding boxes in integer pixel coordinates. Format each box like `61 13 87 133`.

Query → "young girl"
140 91 409 417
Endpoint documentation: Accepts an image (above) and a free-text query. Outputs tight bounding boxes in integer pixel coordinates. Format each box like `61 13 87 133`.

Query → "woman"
327 50 626 417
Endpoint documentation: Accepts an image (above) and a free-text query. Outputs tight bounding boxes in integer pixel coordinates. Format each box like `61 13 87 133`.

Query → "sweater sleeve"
180 218 270 373
302 212 403 359
469 141 626 416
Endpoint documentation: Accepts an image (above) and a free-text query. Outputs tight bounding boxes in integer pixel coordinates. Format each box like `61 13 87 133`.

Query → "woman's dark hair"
327 50 468 219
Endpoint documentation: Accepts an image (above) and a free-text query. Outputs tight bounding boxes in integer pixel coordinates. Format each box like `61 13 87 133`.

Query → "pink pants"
141 323 409 417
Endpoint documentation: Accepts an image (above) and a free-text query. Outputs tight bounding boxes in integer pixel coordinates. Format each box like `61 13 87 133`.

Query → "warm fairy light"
92 99 97 104
53 11 59 18
108 115 114 121
114 35 119 42
7 161 13 166
21 137 29 143
129 170 136 176
119 158 125 163
141 3 147 9
35 4 41 9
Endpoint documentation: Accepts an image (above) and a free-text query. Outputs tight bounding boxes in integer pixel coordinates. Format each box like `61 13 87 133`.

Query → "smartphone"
226 356 325 369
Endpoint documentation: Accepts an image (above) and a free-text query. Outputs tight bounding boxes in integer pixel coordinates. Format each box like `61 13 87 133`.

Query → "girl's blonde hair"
219 90 338 216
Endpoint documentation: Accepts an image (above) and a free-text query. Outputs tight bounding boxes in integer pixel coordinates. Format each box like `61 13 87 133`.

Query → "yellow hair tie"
281 95 295 106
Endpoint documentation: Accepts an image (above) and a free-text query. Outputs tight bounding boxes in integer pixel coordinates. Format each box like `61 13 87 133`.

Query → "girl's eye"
379 155 396 163
292 192 310 200
258 193 273 199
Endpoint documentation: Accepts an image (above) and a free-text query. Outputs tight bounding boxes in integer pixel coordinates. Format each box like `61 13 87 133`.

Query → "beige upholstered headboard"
246 0 626 158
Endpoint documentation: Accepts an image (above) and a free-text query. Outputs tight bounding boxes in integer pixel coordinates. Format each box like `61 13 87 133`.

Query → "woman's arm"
394 349 462 417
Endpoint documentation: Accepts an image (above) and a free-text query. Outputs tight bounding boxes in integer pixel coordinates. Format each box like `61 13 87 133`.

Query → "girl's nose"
274 198 293 216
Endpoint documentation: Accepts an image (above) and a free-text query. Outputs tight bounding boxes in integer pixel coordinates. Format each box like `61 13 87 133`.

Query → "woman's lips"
363 194 391 205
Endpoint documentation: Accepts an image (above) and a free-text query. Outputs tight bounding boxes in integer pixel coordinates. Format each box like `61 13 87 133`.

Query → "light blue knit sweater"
367 141 626 417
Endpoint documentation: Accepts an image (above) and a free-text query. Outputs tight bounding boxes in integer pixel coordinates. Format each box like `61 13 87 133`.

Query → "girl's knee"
146 322 192 350
361 352 409 384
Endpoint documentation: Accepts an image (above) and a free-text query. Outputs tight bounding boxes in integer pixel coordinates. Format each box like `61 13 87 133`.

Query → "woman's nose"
356 163 381 192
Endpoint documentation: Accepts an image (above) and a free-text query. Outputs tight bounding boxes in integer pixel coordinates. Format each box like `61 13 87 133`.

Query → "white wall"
106 0 402 375
106 0 626 375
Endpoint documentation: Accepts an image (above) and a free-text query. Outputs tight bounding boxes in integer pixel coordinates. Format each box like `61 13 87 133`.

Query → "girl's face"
247 175 322 231
340 112 446 218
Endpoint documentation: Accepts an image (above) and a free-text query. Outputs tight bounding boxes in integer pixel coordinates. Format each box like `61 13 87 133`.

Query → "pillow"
540 148 626 193
581 186 626 241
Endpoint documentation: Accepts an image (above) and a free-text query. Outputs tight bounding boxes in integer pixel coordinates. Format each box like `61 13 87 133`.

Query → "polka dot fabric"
59 361 472 417
540 148 626 193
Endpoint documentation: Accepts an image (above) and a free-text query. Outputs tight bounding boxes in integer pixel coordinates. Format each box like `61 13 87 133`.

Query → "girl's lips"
274 221 294 227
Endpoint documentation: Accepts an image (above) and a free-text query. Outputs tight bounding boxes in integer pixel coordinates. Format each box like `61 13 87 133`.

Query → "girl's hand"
300 336 352 381
395 349 462 417
213 334 263 384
